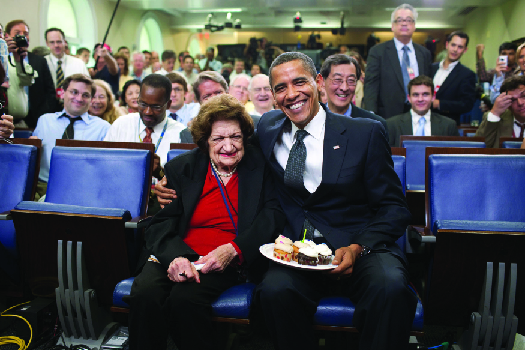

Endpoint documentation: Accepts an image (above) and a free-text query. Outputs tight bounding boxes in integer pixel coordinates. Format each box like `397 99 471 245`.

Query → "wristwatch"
358 245 371 259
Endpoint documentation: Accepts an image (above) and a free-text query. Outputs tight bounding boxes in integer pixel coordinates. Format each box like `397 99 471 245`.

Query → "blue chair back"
428 154 525 235
502 141 522 149
45 147 151 218
402 140 485 191
13 130 33 138
167 148 192 162
0 144 38 280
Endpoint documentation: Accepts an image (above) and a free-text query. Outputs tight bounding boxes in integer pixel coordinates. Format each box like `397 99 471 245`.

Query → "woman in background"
118 79 141 115
89 79 122 124
114 53 133 93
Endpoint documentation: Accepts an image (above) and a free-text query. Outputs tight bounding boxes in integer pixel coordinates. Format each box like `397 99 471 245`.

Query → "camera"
14 34 29 48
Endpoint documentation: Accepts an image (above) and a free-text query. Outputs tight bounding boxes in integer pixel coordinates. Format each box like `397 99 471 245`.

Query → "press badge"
407 67 415 80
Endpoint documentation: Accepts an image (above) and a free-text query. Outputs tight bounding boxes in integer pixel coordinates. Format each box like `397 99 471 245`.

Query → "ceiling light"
188 8 242 14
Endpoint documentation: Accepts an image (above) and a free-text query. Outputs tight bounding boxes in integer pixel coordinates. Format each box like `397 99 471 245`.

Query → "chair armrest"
0 210 12 220
408 225 436 245
14 201 131 220
125 215 153 229
435 220 525 233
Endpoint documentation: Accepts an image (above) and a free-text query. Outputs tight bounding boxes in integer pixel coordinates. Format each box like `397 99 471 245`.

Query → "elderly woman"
128 93 286 350
89 79 122 124
118 79 140 114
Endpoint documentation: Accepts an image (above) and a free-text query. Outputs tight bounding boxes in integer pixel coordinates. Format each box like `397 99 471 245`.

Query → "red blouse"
183 163 243 262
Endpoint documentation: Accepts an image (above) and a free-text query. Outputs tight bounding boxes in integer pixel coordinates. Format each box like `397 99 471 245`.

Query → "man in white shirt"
155 50 176 76
431 31 476 125
131 52 148 82
44 28 89 100
182 55 198 88
387 75 459 146
104 73 186 167
228 74 250 106
165 72 199 128
199 47 222 72
247 74 274 117
229 59 247 82
476 75 525 147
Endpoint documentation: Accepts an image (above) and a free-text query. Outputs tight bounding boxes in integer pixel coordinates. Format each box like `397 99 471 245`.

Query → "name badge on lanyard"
407 67 416 80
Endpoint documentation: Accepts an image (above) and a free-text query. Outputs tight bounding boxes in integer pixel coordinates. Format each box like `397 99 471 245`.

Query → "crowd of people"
1 3 525 350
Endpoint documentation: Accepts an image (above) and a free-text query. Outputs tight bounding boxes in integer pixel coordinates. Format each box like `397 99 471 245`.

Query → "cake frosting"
293 241 310 249
274 243 293 253
298 247 318 258
315 244 332 256
275 235 293 246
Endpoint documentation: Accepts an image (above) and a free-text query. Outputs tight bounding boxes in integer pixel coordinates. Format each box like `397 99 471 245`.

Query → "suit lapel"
179 152 208 233
437 63 461 97
386 40 405 91
430 112 443 135
237 148 261 233
414 45 425 75
400 113 413 136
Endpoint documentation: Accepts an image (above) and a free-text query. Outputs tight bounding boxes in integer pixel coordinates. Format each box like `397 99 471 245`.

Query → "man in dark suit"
364 4 432 119
388 75 459 147
256 52 415 350
319 53 388 136
5 20 57 128
431 31 476 125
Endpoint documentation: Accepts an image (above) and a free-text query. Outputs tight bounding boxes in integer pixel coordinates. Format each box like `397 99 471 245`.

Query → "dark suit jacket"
431 61 476 124
26 52 58 128
387 111 460 147
475 110 514 148
256 109 411 258
179 128 193 143
350 104 389 140
364 39 432 119
144 145 286 270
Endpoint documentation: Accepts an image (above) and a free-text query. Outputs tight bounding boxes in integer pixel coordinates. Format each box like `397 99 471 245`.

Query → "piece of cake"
292 241 310 262
315 244 333 265
297 247 318 266
274 235 293 246
273 243 293 262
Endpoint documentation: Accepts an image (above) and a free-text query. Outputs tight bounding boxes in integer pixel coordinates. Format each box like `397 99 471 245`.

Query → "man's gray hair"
391 4 418 23
268 52 317 88
193 70 228 102
230 73 251 87
132 51 146 61
248 74 269 90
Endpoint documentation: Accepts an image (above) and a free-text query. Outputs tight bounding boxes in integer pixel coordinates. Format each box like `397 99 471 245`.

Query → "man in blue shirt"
32 73 110 199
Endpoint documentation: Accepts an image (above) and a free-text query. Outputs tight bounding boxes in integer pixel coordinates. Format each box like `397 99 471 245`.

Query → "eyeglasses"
68 89 91 100
137 100 168 112
393 17 415 24
209 134 243 145
252 86 271 93
231 85 249 92
327 77 357 87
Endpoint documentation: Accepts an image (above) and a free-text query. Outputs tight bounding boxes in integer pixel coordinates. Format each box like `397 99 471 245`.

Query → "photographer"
243 37 283 73
5 20 56 128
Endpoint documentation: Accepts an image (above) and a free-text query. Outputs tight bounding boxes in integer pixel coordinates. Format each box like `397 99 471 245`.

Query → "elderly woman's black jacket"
143 144 286 272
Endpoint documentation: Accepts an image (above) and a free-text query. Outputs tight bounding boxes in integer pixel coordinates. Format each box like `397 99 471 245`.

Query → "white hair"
248 74 269 90
132 52 146 61
230 73 251 86
391 4 418 23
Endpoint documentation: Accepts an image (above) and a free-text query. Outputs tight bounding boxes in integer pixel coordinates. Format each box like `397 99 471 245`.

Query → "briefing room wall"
0 0 44 49
462 0 525 72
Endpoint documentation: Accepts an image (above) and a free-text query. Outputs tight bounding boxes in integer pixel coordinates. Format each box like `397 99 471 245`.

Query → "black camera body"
14 34 29 48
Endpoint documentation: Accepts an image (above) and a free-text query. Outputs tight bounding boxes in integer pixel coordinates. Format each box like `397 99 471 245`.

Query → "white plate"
259 243 336 270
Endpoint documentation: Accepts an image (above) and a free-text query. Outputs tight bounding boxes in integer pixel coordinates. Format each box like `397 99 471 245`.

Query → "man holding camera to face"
5 20 56 128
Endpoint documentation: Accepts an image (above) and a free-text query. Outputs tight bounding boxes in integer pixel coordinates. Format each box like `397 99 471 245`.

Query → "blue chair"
13 130 33 138
400 136 485 191
502 141 523 149
0 141 40 282
167 143 198 162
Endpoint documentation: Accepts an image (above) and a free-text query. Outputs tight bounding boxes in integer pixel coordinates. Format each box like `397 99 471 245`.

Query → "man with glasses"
319 54 388 133
246 74 274 128
31 74 110 199
104 74 186 167
229 74 250 105
164 72 199 128
364 3 432 119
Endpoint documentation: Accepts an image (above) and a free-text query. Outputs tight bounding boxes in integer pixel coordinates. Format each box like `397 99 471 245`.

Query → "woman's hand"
195 244 237 274
167 257 200 283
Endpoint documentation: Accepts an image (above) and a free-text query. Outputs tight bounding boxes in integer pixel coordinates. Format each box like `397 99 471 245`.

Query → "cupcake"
275 235 293 246
315 244 333 265
292 241 310 262
303 239 316 248
273 243 293 262
297 247 318 266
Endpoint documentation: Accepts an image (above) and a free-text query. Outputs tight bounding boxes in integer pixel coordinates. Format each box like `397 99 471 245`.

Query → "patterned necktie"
56 60 64 89
169 112 178 122
61 115 82 139
283 129 315 240
415 116 425 136
401 46 411 99
515 121 525 139
143 127 153 143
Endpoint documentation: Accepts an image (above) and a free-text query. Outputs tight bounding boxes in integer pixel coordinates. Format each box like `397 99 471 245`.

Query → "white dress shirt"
103 112 186 166
273 105 326 193
169 103 200 127
410 109 432 136
45 54 89 87
433 60 459 94
393 38 419 78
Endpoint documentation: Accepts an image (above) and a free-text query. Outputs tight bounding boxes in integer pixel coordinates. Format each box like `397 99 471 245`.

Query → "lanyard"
138 118 168 153
210 163 238 236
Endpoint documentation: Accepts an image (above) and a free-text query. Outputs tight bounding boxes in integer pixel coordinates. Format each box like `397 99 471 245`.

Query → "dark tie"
61 115 82 139
143 127 153 143
283 129 315 239
401 46 411 99
169 112 178 122
516 121 525 139
56 60 64 89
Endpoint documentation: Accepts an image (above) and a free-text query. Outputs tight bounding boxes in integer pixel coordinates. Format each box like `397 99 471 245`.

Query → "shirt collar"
139 114 168 133
410 108 431 123
49 53 66 65
56 109 91 123
325 103 352 117
394 37 414 52
290 103 326 141
439 59 459 70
